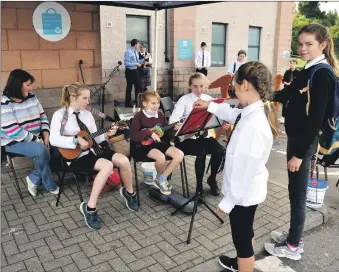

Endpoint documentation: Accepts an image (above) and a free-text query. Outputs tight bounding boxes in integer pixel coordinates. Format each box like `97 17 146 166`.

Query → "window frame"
211 22 227 67
248 26 261 61
126 15 150 52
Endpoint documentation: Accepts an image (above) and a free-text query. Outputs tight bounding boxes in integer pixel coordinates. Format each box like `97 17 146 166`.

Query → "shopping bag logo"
42 8 62 35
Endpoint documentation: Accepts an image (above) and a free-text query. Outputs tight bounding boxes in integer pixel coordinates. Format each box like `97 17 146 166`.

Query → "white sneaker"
26 176 38 197
50 186 60 195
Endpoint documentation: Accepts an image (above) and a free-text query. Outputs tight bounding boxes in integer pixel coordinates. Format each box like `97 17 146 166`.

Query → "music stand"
172 99 226 244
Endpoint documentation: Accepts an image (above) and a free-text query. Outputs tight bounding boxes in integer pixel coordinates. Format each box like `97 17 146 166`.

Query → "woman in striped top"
1 69 59 196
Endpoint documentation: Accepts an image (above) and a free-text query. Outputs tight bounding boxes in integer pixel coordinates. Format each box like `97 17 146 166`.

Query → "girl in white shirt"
169 73 226 196
195 61 279 272
50 82 138 231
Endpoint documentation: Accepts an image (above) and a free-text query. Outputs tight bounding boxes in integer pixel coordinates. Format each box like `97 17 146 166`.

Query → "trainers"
265 241 301 261
120 187 139 211
153 179 171 195
80 202 101 230
218 255 238 271
49 186 60 195
271 231 304 253
207 176 220 196
26 176 38 197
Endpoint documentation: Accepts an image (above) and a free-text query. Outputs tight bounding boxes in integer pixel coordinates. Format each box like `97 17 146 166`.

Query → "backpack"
309 63 339 155
233 61 237 73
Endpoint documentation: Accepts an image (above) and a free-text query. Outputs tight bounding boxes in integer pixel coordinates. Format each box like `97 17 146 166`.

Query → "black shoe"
125 103 133 108
207 176 220 196
219 255 238 272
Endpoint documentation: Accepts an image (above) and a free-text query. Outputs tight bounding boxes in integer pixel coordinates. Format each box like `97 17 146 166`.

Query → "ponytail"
61 85 70 107
60 82 89 107
325 35 339 76
137 92 144 109
264 102 279 139
137 90 160 109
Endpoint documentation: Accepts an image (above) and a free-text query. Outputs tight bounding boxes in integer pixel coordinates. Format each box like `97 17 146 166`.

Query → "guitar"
58 121 128 161
141 120 184 146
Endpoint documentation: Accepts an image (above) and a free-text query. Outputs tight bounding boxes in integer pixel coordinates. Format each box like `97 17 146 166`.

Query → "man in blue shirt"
124 39 148 107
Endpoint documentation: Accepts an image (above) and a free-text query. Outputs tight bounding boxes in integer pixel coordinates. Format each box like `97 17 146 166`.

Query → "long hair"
3 69 35 99
235 61 279 138
60 82 89 107
298 23 339 76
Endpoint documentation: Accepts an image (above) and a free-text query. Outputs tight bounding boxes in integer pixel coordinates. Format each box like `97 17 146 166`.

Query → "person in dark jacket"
265 23 338 261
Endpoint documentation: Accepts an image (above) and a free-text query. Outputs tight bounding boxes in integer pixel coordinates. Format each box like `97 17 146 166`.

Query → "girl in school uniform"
195 61 279 272
130 91 184 195
169 73 225 196
50 82 138 231
265 24 338 260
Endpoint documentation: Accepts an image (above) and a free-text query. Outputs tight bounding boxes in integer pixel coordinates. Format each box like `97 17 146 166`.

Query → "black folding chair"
130 142 189 206
2 149 25 200
160 96 175 120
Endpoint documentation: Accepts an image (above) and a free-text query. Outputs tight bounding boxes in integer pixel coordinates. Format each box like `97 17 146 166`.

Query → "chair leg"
133 159 140 206
183 158 190 197
324 167 328 181
180 162 186 198
316 164 319 179
9 157 23 200
73 173 84 203
56 171 65 207
336 179 339 187
206 161 211 174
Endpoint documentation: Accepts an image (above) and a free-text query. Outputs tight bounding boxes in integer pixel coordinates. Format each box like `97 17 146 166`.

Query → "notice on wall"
33 2 71 42
282 50 291 59
178 40 193 59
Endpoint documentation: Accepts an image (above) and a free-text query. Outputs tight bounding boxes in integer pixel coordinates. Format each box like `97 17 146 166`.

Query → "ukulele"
58 121 128 161
141 119 184 146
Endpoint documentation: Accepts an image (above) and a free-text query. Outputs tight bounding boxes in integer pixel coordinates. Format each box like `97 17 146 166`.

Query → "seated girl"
130 91 184 195
50 82 138 231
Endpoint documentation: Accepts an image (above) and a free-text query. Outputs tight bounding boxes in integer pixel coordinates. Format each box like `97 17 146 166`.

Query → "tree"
329 25 339 58
298 2 325 19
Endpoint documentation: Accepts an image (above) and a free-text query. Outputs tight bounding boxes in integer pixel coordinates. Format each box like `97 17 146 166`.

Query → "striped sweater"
1 93 50 146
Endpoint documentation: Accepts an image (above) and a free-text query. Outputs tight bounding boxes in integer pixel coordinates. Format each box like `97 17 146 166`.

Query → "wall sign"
178 40 193 59
33 2 71 42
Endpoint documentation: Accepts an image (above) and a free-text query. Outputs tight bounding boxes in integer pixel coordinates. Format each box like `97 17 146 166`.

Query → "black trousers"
125 69 141 105
230 205 258 258
287 136 318 246
176 137 225 181
196 68 208 76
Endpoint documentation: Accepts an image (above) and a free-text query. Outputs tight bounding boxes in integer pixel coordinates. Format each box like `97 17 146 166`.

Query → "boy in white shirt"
195 42 211 76
195 61 279 272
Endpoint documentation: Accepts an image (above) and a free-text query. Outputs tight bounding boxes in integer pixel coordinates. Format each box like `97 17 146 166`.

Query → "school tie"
227 113 241 144
73 112 103 156
202 51 205 67
289 70 294 83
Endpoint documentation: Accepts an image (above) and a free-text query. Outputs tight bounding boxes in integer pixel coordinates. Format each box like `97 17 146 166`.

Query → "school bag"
309 63 339 155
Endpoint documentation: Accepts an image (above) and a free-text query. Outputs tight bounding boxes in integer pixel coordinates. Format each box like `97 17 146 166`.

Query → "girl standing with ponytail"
50 82 138 231
195 61 279 272
265 23 338 260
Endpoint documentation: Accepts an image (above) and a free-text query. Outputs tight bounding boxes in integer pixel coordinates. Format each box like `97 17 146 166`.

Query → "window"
126 15 150 50
248 26 261 61
211 23 227 66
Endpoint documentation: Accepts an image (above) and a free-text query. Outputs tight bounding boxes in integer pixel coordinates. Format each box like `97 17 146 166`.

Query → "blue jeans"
5 142 57 191
287 136 318 246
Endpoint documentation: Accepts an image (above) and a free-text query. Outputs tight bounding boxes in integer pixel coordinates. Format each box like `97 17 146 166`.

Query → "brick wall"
1 2 102 91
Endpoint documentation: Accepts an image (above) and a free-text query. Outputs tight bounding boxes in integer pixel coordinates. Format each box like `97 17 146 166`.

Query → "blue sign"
42 8 62 35
178 40 192 59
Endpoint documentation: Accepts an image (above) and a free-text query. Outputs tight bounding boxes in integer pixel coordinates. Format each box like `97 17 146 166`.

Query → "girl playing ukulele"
50 82 138 231
130 91 184 195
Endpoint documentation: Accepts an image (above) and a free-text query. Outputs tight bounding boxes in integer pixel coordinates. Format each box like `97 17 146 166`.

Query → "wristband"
73 136 78 145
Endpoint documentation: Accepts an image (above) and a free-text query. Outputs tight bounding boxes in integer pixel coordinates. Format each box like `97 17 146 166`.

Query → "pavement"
1 123 337 272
